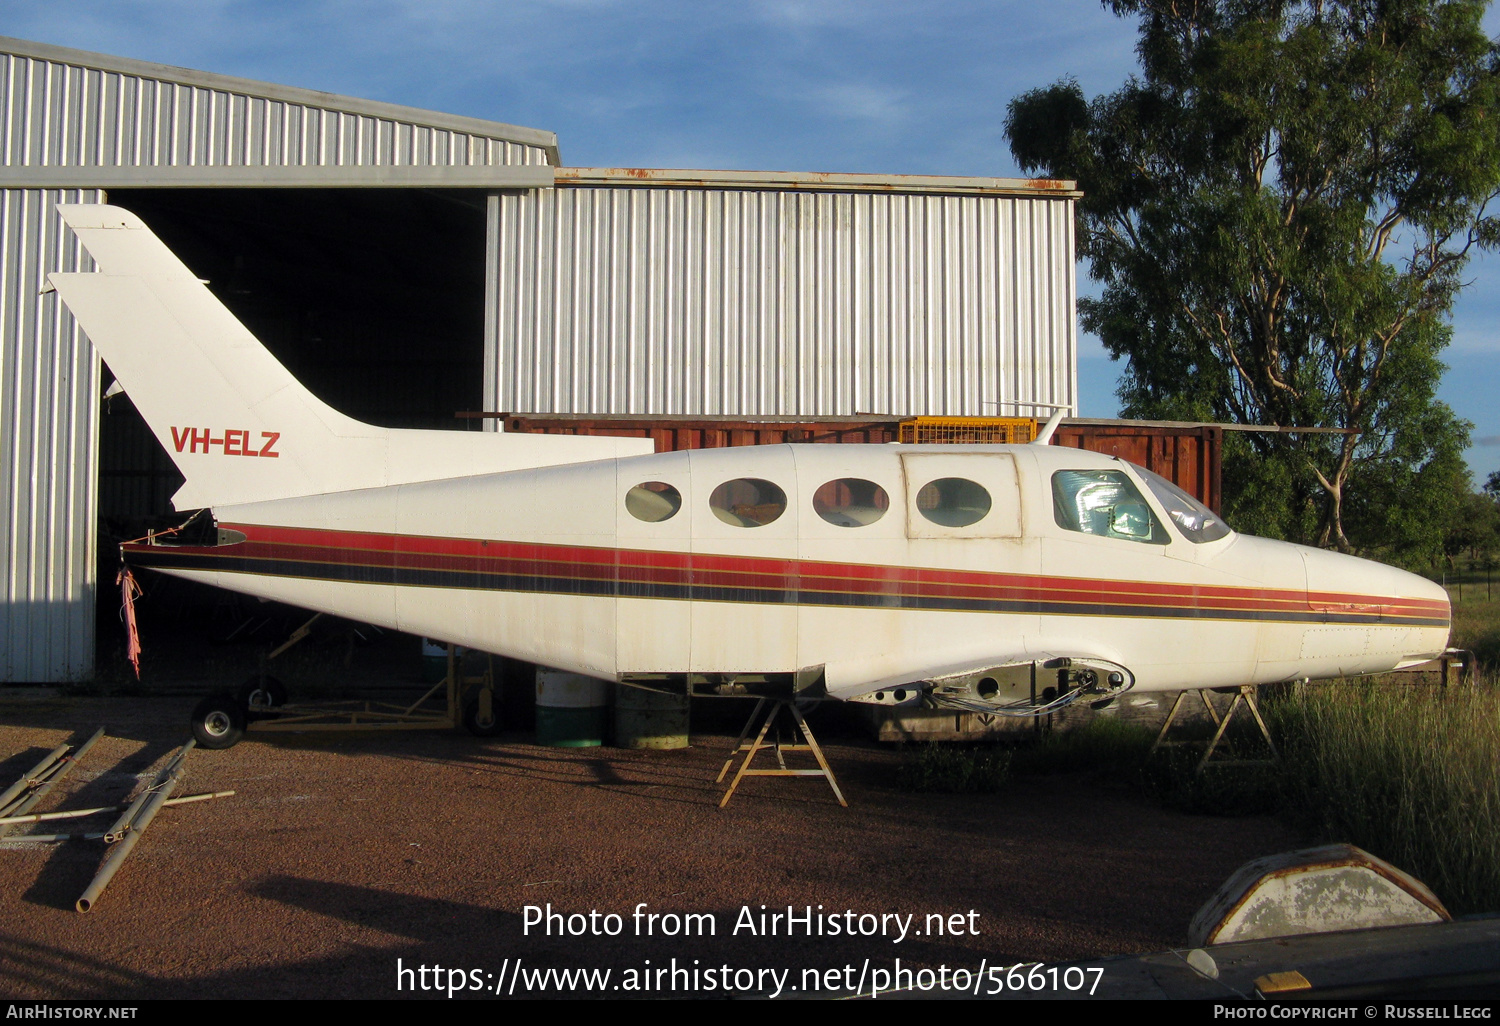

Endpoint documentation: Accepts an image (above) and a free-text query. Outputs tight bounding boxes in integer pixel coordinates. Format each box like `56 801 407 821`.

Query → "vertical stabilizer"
48 204 651 509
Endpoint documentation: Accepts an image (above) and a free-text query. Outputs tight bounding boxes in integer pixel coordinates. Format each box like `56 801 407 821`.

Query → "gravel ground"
0 691 1298 1000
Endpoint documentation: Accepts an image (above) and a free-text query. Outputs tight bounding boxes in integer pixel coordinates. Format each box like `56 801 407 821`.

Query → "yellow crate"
897 416 1038 444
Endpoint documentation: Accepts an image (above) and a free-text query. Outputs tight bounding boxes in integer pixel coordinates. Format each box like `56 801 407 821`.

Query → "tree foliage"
1005 0 1500 564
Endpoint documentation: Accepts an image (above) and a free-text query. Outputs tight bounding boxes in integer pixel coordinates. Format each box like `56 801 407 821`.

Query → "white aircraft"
48 205 1450 747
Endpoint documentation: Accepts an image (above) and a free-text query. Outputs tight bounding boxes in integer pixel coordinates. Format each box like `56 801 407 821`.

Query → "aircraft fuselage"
122 442 1450 706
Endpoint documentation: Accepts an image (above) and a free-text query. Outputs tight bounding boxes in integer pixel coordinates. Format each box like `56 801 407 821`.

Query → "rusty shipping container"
496 414 1223 512
1051 419 1222 514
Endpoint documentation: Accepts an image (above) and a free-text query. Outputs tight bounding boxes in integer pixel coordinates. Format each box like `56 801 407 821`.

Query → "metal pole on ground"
0 728 105 834
0 743 72 816
0 791 234 828
78 740 195 912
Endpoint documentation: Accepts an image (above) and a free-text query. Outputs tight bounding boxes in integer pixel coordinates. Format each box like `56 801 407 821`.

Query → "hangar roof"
0 33 559 188
555 167 1080 199
0 36 1078 199
0 35 557 155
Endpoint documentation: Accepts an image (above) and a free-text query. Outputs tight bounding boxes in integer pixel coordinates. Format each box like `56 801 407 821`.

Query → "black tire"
192 692 246 750
237 674 288 712
463 690 502 737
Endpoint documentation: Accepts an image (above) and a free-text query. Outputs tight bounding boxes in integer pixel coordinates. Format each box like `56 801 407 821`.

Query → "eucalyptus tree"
1006 0 1500 559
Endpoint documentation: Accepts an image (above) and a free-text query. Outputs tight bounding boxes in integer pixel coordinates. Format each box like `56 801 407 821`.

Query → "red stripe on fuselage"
124 522 1451 621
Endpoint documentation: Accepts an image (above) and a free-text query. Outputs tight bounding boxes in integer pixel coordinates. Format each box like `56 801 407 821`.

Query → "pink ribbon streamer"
116 566 143 679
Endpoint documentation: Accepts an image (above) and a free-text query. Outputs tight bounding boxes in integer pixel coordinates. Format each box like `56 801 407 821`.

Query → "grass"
1007 715 1155 776
894 678 1500 913
1445 568 1500 668
1269 680 1500 916
1007 715 1284 816
896 742 1011 793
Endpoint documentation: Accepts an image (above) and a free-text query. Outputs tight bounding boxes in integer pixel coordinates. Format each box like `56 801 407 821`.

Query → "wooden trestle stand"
716 699 847 808
1150 684 1278 772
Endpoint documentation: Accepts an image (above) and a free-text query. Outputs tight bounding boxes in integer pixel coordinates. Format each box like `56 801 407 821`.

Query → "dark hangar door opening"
95 188 488 657
104 188 488 431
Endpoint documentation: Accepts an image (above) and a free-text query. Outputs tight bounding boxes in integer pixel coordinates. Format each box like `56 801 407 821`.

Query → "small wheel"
237 674 288 712
463 689 502 737
192 692 246 750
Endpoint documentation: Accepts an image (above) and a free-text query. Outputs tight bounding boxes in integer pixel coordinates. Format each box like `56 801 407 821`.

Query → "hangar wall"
0 187 101 682
0 36 555 681
0 37 1082 683
486 170 1076 419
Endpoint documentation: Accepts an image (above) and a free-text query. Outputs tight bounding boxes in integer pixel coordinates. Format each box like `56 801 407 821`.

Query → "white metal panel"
488 185 1076 419
0 49 551 170
0 33 558 680
0 187 101 681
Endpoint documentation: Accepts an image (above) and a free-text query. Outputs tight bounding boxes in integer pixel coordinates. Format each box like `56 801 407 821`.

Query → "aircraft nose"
1303 546 1449 615
1301 547 1450 669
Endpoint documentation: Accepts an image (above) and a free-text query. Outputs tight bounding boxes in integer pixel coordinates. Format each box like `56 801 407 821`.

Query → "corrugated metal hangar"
0 35 1080 683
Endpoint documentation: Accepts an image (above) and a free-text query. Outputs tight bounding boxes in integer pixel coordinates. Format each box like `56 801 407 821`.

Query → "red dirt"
0 693 1298 999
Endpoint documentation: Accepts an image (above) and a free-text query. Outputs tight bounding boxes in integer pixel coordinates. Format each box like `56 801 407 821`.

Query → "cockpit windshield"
1135 467 1233 543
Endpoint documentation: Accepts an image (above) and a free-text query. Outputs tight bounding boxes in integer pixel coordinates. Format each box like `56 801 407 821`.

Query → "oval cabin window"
709 478 787 527
915 477 992 527
625 481 682 523
812 478 889 527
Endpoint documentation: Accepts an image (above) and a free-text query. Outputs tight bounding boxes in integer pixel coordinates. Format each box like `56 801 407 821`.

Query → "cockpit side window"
1135 467 1233 543
1051 470 1169 545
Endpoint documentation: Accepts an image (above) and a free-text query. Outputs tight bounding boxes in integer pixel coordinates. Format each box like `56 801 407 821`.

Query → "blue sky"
6 0 1499 483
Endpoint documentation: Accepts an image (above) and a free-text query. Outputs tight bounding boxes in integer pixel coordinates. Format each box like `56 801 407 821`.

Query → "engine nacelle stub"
848 656 1134 715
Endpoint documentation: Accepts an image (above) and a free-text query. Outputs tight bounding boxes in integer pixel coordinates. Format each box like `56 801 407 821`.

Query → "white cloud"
1448 328 1500 354
803 81 908 123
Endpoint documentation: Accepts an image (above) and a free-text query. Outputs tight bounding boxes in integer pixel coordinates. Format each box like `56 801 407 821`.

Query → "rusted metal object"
551 167 1082 198
1051 419 1224 514
1187 843 1450 947
486 414 1225 511
476 413 902 451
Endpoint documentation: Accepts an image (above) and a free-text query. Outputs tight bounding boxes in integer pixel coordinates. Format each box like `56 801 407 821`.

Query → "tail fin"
49 204 650 510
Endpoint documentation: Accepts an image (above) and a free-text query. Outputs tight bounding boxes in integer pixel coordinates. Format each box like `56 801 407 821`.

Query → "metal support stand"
1150 685 1277 772
0 727 105 834
716 699 847 808
246 644 487 735
267 612 322 659
1439 649 1473 688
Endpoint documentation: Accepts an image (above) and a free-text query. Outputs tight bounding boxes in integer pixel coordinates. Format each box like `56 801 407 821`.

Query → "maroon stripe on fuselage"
128 522 1448 622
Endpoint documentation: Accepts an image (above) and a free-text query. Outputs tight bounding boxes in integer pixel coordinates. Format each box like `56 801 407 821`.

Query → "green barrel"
614 685 690 750
535 670 609 747
420 638 449 684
